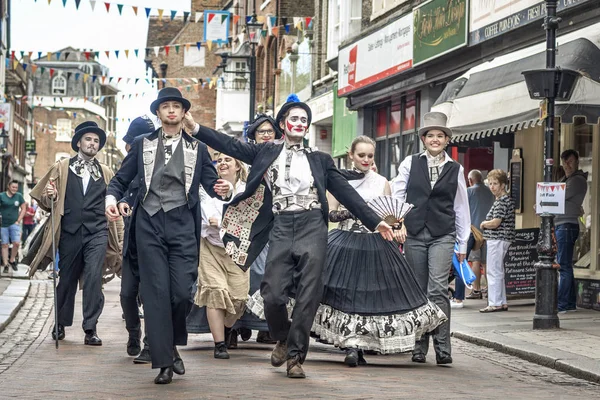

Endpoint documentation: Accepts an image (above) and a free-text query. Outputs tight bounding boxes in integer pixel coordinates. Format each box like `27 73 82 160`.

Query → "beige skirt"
195 237 249 325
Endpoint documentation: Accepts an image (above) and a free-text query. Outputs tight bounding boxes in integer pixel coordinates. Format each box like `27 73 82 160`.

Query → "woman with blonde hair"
195 153 249 358
479 169 515 313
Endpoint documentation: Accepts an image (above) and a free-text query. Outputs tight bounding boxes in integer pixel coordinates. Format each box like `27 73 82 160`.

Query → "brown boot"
287 356 305 378
270 340 287 367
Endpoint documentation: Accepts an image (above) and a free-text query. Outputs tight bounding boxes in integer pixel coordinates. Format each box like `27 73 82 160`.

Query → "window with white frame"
371 0 409 20
55 118 72 142
55 152 70 162
327 0 362 60
52 75 67 95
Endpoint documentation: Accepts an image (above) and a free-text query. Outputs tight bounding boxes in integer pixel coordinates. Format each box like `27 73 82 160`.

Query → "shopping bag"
453 243 476 288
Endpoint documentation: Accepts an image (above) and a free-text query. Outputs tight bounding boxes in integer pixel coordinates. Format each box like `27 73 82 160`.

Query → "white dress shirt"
392 151 471 254
275 146 312 196
201 180 246 247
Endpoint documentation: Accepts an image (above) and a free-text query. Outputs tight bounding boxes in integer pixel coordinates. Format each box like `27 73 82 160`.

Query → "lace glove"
328 210 355 223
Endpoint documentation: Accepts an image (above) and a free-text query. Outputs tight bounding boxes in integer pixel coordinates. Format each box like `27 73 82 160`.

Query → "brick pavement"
0 280 599 399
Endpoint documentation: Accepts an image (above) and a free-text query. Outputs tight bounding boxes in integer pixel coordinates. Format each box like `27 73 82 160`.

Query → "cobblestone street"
0 280 598 399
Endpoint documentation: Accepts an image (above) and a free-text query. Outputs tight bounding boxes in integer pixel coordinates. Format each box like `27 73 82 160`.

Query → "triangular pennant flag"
281 17 288 26
101 76 106 84
170 10 177 20
233 15 240 25
183 11 190 23
92 75 97 82
132 6 138 15
135 78 139 84
64 51 70 60
19 50 25 59
114 50 120 58
117 77 122 84
109 77 113 84
56 52 62 60
134 49 139 57
271 26 279 36
185 43 190 52
261 29 267 38
117 4 123 15
84 51 91 60
28 51 33 60
105 50 110 58
83 73 89 82
175 45 180 54
47 0 51 5
153 46 159 56
208 13 216 23
165 46 170 56
47 52 52 61
67 72 72 80
94 51 99 59
196 41 202 50
293 17 303 31
270 16 277 27
22 62 28 71
49 68 55 78
305 17 313 28
12 60 18 70
257 16 265 24
38 51 42 60
62 0 66 6
104 2 110 12
124 49 129 58
207 40 213 51
246 16 252 24
75 73 80 81
145 7 151 18
75 0 81 8
90 0 96 11
221 14 227 24
9 50 14 60
32 65 38 74
157 9 164 20
284 24 290 34
195 12 201 23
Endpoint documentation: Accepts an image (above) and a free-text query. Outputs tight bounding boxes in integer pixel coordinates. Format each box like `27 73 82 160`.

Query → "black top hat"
71 121 107 152
150 87 191 115
275 94 312 129
123 115 157 144
246 114 282 141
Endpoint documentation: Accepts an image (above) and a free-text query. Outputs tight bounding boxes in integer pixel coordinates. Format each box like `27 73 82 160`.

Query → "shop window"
403 96 417 133
375 107 387 137
390 104 401 135
572 118 593 267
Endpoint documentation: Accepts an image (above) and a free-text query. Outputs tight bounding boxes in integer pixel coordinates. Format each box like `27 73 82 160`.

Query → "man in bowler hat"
31 121 123 346
105 88 232 384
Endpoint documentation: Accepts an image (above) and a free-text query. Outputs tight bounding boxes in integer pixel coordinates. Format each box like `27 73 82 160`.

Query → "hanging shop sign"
469 0 592 45
204 10 231 44
338 13 413 96
413 0 468 66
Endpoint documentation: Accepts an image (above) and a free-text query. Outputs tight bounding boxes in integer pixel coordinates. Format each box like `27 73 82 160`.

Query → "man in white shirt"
392 112 470 365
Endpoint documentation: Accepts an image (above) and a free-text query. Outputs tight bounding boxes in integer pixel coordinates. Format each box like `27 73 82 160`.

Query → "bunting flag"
90 0 96 11
157 9 164 21
104 2 110 13
233 15 240 25
132 6 137 16
183 11 190 23
170 10 177 20
117 4 123 15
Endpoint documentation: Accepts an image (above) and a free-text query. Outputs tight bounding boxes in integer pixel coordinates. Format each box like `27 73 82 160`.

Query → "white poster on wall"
338 12 413 96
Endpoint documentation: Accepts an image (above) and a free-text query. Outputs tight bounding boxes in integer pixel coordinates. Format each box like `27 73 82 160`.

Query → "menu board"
576 279 600 311
510 158 523 213
504 228 539 297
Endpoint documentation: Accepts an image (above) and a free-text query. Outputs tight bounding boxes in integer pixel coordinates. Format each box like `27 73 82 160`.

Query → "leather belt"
272 193 321 214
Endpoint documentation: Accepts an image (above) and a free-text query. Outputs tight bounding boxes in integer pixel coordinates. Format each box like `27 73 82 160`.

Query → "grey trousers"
404 228 455 359
261 209 328 363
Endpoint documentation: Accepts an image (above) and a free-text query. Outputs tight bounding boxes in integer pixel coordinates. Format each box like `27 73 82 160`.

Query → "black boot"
238 327 252 341
154 367 173 384
173 347 185 375
127 336 141 356
214 341 230 359
357 350 368 366
344 348 359 367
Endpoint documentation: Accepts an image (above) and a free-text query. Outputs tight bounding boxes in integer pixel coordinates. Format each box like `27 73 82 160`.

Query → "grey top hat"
418 112 452 137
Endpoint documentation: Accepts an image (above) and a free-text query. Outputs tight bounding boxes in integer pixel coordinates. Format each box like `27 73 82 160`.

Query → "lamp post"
27 151 37 189
522 0 579 330
0 129 9 192
246 14 263 122
159 62 168 89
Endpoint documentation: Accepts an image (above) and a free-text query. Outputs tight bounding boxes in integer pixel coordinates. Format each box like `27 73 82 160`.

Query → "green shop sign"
413 0 467 66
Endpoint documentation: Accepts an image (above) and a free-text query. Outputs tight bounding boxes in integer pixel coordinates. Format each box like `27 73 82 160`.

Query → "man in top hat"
119 115 160 362
30 121 124 346
186 94 394 379
392 111 470 365
105 87 232 384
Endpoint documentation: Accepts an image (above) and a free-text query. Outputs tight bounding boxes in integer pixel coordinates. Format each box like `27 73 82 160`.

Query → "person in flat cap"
105 87 233 385
184 94 394 379
118 115 159 363
392 111 470 366
30 121 124 347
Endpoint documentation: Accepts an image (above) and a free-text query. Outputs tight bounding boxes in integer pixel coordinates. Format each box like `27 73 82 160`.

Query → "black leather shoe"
344 349 359 367
133 348 151 364
239 327 252 341
357 350 368 366
214 341 230 359
226 328 238 349
412 353 426 363
436 355 453 365
256 330 277 344
173 347 185 375
154 367 173 384
10 260 18 271
51 324 65 341
127 337 141 356
84 330 102 346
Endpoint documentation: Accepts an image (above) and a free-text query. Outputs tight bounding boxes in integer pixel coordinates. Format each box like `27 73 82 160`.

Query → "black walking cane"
49 179 59 349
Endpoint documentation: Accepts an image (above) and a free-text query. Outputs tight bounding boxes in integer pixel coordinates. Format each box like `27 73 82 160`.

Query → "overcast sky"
10 0 192 150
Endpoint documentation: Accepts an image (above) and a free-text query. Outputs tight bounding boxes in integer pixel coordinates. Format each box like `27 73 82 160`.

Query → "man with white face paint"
188 94 394 379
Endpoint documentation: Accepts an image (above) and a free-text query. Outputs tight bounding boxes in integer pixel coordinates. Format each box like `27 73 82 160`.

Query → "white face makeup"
283 108 309 140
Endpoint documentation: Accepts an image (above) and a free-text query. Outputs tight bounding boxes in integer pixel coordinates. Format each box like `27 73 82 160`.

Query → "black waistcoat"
404 154 459 238
62 159 107 235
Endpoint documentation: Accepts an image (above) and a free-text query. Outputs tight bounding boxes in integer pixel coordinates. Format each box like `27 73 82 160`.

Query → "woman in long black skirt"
312 136 446 367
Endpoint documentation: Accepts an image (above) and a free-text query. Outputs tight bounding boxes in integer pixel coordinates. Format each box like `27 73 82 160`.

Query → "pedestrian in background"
556 149 587 314
393 112 470 365
1 180 26 273
22 200 38 244
479 169 515 313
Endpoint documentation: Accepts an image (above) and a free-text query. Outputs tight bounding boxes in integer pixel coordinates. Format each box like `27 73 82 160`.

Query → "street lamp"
0 128 8 153
521 0 580 330
27 151 37 189
159 62 168 89
246 14 263 122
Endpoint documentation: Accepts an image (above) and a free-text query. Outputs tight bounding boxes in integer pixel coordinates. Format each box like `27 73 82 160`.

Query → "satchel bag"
471 225 485 251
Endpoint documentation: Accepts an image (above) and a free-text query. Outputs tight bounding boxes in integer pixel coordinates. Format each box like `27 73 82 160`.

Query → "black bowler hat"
123 115 159 145
150 87 191 115
275 94 312 129
71 121 106 152
246 114 282 142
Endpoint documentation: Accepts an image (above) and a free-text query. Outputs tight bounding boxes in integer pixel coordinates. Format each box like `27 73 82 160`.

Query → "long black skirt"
311 229 446 354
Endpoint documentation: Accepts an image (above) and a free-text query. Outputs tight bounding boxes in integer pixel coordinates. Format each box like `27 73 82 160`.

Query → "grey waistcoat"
142 136 187 216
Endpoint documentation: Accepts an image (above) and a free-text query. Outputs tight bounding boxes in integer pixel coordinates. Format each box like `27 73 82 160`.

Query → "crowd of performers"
29 87 470 385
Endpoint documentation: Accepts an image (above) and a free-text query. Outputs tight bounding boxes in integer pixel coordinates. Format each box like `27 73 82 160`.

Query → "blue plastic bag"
453 243 476 288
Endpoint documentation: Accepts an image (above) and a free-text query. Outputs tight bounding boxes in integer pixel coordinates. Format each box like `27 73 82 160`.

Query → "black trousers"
120 219 143 340
260 209 328 363
135 206 198 369
56 228 108 331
